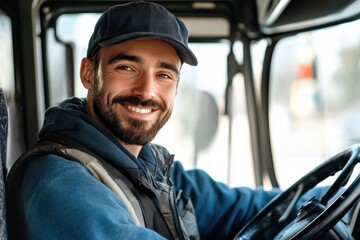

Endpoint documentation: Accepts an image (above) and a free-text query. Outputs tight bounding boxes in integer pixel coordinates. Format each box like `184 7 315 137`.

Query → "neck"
120 141 142 158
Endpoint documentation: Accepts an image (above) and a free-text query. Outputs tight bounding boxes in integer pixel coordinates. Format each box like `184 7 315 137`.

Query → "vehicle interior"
1 0 360 239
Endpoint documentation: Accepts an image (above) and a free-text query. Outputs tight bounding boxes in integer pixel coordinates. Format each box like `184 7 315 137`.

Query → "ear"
80 57 94 90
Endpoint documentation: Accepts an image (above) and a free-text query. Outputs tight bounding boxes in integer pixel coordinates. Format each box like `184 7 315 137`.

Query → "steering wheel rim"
234 144 360 240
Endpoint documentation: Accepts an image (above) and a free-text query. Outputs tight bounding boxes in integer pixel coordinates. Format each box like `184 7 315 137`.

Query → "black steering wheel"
234 144 360 240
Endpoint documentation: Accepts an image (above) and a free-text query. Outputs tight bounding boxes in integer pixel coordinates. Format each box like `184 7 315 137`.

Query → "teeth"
127 105 152 114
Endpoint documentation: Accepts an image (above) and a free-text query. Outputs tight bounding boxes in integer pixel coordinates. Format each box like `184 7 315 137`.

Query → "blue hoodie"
13 98 326 239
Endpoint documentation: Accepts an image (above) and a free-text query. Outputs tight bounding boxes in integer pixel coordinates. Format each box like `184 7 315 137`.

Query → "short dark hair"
92 50 100 73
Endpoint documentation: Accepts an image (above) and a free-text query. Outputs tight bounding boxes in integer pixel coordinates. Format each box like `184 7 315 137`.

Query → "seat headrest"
0 88 8 239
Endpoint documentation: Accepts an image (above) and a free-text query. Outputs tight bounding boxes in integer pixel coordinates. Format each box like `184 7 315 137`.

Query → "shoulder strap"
6 134 144 231
43 134 145 227
47 135 175 239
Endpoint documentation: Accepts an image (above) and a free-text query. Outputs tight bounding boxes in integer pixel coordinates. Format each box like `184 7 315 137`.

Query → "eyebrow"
108 53 142 65
108 53 180 78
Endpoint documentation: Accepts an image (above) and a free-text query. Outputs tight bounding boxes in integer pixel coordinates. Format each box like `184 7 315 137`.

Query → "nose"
131 72 156 100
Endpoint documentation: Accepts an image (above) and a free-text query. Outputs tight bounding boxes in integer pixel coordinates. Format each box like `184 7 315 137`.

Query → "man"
5 2 327 239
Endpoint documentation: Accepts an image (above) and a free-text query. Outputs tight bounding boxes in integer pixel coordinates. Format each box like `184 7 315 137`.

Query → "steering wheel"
234 144 360 240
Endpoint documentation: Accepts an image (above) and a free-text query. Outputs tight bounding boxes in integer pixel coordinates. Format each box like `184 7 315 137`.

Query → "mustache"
112 95 166 111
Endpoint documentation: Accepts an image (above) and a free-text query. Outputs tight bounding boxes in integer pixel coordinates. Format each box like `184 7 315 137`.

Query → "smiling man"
82 38 181 155
6 2 323 240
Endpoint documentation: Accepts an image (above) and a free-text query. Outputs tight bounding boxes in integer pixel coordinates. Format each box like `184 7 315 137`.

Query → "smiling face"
80 38 181 155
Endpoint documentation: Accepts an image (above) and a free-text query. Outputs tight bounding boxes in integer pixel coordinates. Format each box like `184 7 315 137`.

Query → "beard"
92 80 172 146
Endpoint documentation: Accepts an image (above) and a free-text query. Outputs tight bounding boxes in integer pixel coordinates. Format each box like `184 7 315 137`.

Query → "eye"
157 72 178 85
117 65 133 71
158 73 172 79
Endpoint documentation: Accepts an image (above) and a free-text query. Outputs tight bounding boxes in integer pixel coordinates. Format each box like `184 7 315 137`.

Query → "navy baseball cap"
86 1 198 66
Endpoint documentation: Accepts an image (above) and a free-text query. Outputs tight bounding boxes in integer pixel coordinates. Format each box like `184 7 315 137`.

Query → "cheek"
162 87 177 108
99 75 128 98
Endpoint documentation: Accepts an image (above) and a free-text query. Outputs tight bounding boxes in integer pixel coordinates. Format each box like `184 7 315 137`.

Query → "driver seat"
0 88 8 239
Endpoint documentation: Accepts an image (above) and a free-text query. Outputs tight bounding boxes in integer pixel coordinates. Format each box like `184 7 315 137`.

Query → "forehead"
99 39 181 65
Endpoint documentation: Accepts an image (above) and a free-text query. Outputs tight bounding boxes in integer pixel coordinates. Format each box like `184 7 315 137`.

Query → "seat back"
0 88 8 239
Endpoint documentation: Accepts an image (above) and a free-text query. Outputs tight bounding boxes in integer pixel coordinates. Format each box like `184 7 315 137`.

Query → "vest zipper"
169 186 186 240
165 154 186 240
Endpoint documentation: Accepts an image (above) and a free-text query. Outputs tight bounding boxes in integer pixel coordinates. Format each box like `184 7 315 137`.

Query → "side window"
269 19 360 188
0 10 14 97
52 14 100 103
0 9 15 167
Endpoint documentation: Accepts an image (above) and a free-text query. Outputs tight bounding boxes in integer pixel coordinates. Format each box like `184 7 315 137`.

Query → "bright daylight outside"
269 19 360 188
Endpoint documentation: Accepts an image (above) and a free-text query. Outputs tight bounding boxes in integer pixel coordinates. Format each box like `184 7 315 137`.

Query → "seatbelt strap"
59 146 144 226
32 134 146 227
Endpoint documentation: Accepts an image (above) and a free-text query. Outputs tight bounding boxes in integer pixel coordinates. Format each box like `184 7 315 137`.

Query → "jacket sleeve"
170 161 329 239
20 155 166 240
